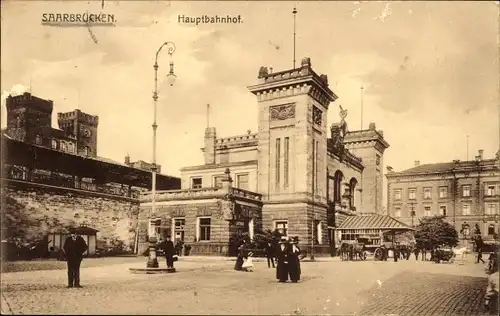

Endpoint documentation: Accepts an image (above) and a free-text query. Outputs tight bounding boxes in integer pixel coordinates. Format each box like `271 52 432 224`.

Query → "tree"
414 215 459 250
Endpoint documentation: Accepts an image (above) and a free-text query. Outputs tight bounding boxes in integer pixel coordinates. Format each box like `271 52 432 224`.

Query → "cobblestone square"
1 257 493 315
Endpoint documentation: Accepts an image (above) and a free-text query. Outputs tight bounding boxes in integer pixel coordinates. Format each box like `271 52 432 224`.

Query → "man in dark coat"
160 236 176 268
63 228 88 288
276 237 290 282
265 240 276 268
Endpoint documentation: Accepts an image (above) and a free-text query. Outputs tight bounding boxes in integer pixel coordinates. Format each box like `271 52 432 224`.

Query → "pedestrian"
234 240 247 271
476 246 486 264
160 236 176 269
276 237 290 282
175 239 183 256
414 247 420 261
242 251 254 272
393 246 399 262
288 237 301 283
265 240 275 268
62 227 88 288
421 248 427 261
484 255 499 314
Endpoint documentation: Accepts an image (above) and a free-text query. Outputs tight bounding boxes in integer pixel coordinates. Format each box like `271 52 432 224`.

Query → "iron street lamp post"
147 41 176 269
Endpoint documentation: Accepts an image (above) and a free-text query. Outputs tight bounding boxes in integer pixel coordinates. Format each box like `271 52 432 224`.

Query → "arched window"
60 141 67 152
67 142 74 154
316 221 323 244
488 224 496 236
51 139 58 149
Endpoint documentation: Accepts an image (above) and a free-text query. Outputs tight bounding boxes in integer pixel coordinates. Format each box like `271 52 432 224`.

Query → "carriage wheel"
374 248 382 261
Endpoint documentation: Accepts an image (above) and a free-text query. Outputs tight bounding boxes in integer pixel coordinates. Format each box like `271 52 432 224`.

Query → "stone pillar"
220 168 235 221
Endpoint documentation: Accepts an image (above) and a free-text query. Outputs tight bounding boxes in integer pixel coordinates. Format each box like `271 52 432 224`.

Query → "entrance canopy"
338 215 416 232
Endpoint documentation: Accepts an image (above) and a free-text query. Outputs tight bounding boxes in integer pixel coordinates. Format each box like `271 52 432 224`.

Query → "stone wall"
2 179 139 251
262 202 330 256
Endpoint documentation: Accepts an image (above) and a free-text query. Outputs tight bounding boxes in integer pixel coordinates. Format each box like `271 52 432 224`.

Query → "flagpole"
293 7 297 69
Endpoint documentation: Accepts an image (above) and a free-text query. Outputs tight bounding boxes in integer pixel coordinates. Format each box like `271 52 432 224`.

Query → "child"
242 251 254 272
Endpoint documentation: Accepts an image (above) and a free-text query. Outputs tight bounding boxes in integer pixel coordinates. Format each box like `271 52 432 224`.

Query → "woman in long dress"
288 237 301 283
234 240 246 271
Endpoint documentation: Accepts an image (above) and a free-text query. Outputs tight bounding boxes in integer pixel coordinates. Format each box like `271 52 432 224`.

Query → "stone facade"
386 151 500 243
138 169 263 256
142 58 390 256
2 179 139 251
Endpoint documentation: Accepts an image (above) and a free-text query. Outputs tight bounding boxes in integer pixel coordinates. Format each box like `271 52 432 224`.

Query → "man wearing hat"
63 227 88 288
276 236 290 282
159 235 176 269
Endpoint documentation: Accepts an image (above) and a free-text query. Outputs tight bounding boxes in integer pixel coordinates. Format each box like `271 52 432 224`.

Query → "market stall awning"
338 215 416 231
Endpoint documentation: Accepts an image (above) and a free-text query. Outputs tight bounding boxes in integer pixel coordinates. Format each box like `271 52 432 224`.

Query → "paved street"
1 256 493 315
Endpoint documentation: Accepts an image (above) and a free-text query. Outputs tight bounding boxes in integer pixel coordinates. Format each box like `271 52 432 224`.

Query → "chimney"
478 149 484 160
204 127 217 165
125 154 130 165
414 160 420 167
269 67 273 74
369 122 376 130
247 129 251 135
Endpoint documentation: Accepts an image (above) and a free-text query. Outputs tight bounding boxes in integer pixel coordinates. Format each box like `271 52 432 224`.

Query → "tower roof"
247 57 338 109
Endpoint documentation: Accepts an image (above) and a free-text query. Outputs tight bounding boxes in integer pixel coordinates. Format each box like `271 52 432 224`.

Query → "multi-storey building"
139 57 394 255
386 150 500 242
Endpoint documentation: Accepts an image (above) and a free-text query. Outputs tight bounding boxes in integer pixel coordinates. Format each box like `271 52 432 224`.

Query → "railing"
6 172 140 199
140 187 227 202
229 187 263 201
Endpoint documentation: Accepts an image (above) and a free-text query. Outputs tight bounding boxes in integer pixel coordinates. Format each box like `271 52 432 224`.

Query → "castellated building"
138 57 391 256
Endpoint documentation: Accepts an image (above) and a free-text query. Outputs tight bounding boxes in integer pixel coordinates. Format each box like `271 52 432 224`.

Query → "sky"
1 1 499 194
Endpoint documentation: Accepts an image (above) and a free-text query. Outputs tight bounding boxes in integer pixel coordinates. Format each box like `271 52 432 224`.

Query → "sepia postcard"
1 1 499 315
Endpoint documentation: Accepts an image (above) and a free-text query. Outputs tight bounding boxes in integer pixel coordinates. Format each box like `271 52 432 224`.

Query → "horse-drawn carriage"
432 247 455 263
339 242 367 261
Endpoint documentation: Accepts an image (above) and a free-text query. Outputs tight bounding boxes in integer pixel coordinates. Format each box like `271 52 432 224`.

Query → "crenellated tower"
344 122 389 214
57 109 99 157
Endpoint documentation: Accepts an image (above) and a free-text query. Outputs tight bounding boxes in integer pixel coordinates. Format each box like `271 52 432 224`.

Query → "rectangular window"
284 137 289 187
439 205 447 217
213 176 224 188
328 178 335 203
486 185 496 196
394 189 402 201
275 221 288 237
394 206 401 217
424 206 431 217
51 139 58 150
423 188 432 199
191 177 202 189
408 188 416 200
462 185 471 197
236 174 249 191
462 203 471 215
275 138 281 186
486 204 498 215
173 218 185 242
439 186 448 198
198 217 211 241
